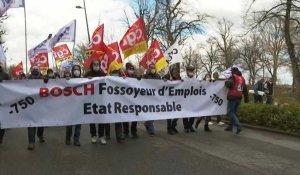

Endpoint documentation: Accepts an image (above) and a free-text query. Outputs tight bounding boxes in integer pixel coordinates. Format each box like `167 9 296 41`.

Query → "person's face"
48 71 54 76
31 66 39 72
149 65 156 74
187 70 194 77
213 73 219 79
206 74 211 80
92 60 100 71
127 67 135 74
172 68 180 77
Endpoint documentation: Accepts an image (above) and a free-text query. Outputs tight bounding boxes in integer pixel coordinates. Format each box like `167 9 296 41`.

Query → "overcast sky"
3 0 291 84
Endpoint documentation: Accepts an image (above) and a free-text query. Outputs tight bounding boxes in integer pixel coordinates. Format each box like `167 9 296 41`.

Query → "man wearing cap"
0 62 9 144
224 67 249 134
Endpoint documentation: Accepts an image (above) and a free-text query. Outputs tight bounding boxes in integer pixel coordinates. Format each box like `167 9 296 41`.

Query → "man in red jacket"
224 67 249 134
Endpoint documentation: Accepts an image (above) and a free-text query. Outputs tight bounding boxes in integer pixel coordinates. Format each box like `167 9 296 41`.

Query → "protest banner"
0 78 228 128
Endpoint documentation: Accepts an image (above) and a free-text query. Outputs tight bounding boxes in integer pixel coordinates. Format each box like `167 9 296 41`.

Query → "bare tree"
182 45 202 78
155 0 208 49
201 39 222 76
73 42 88 73
239 33 264 85
123 0 159 43
213 18 239 70
259 19 288 88
248 0 300 100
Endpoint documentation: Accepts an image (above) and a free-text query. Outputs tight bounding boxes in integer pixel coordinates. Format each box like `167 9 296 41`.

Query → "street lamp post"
76 0 91 43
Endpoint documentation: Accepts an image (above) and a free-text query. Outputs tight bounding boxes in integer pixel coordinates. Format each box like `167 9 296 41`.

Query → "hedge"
233 103 300 134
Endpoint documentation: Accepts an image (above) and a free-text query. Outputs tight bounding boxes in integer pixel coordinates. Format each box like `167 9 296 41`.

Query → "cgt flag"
107 42 123 73
164 41 183 66
86 24 104 57
119 17 147 58
12 61 23 77
29 52 49 75
52 44 73 66
84 41 115 74
140 39 168 73
49 20 76 48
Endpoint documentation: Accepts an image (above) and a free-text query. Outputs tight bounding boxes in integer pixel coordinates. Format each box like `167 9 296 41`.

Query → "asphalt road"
1 120 300 175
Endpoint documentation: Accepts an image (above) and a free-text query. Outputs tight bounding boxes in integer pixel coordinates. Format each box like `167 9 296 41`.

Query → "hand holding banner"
0 78 228 128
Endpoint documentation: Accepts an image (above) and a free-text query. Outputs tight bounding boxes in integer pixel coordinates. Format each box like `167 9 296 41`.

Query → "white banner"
164 41 183 65
49 19 76 48
0 78 228 129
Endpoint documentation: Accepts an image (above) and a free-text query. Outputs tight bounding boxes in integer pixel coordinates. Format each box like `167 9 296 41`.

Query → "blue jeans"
144 121 155 134
228 100 241 128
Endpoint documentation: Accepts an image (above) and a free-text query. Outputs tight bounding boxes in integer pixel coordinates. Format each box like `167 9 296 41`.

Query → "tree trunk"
284 0 300 100
272 70 277 96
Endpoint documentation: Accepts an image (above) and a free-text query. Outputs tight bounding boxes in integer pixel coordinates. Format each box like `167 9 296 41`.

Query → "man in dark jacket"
0 63 9 144
85 59 110 145
254 78 265 103
224 67 249 134
122 63 139 138
165 65 181 135
27 66 45 150
65 65 82 146
143 63 161 136
264 79 273 105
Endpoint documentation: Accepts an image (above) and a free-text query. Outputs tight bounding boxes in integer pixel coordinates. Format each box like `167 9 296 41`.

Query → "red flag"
140 39 168 73
86 24 104 57
100 42 116 75
108 42 122 65
119 17 147 58
29 52 49 75
84 42 106 69
84 41 117 73
52 44 72 65
12 61 23 77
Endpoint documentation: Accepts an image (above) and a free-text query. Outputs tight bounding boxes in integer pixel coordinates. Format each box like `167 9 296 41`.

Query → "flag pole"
23 0 28 74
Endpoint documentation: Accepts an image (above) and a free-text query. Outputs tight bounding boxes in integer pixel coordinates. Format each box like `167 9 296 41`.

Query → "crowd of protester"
0 61 254 151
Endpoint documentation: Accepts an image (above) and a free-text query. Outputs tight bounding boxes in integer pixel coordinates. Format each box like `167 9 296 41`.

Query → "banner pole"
23 0 28 74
